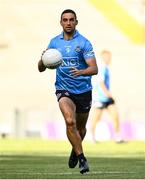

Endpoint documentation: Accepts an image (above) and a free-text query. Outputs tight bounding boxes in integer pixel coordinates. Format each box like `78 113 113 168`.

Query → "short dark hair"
61 9 77 20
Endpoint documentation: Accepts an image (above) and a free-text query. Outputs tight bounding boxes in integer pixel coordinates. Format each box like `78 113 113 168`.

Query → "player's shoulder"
50 33 62 41
77 32 93 51
77 32 91 43
48 34 62 48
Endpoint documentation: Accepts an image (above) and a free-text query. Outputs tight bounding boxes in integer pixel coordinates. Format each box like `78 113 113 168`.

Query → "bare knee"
66 119 77 131
78 127 86 140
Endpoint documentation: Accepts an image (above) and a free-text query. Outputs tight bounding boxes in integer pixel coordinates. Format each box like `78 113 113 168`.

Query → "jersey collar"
60 30 79 39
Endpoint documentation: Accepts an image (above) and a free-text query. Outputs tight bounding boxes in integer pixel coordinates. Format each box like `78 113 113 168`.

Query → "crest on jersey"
75 46 81 52
65 46 71 53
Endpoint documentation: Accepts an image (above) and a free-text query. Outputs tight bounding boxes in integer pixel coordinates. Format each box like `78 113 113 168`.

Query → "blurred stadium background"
0 0 145 141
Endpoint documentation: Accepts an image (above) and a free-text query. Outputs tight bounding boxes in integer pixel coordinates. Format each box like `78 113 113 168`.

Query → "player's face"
102 53 111 65
60 13 78 34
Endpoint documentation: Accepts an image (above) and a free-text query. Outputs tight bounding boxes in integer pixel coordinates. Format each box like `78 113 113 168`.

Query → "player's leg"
68 113 89 172
58 97 83 155
68 113 88 169
75 112 90 173
107 104 122 142
91 108 103 142
68 91 92 173
71 91 92 173
59 97 89 173
107 104 119 132
75 91 92 140
76 112 89 140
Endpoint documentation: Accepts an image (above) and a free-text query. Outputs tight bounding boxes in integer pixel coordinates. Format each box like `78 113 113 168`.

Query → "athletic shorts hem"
55 90 92 113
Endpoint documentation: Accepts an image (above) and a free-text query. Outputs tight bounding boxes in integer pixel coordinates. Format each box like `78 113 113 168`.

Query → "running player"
91 50 123 143
38 9 98 174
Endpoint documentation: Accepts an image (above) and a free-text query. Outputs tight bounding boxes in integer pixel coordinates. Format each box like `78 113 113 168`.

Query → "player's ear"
76 20 78 25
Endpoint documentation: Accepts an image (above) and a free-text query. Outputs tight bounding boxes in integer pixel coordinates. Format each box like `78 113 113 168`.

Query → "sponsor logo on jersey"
61 57 79 67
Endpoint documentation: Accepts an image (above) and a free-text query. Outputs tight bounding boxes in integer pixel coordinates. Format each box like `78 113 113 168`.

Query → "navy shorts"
93 98 115 109
55 90 92 113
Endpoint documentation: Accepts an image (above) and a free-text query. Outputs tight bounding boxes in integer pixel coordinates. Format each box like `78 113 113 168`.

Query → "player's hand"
38 59 46 72
40 48 48 60
70 67 83 77
107 93 113 99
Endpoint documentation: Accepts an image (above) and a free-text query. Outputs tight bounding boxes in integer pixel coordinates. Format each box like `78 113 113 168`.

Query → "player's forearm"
81 66 98 76
100 82 112 97
70 66 98 76
38 60 46 72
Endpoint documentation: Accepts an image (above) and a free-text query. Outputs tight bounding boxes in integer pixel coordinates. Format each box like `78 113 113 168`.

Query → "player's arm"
98 68 112 98
99 80 112 98
70 58 98 76
38 49 48 72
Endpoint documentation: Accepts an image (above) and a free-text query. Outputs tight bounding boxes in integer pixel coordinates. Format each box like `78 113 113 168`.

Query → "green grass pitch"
0 139 145 179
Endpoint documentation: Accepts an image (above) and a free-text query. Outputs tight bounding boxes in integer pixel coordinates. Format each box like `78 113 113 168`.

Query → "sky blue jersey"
92 63 110 102
47 30 96 94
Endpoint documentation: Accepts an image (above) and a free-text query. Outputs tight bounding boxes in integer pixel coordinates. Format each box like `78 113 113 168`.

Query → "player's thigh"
76 112 89 129
59 97 76 124
92 108 103 121
107 104 118 118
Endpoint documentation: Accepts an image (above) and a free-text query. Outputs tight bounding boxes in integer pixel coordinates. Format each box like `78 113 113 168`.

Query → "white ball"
41 49 62 69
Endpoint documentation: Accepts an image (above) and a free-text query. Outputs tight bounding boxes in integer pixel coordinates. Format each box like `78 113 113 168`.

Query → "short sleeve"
83 40 95 60
97 64 106 82
47 39 55 49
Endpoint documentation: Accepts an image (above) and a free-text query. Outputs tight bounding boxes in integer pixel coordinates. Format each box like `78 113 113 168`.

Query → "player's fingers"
70 69 77 73
70 70 78 76
70 67 80 76
71 71 79 77
41 50 47 60
70 67 77 70
41 48 48 57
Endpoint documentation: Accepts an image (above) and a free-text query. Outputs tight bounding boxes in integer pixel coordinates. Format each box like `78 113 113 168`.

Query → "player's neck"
63 30 76 40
